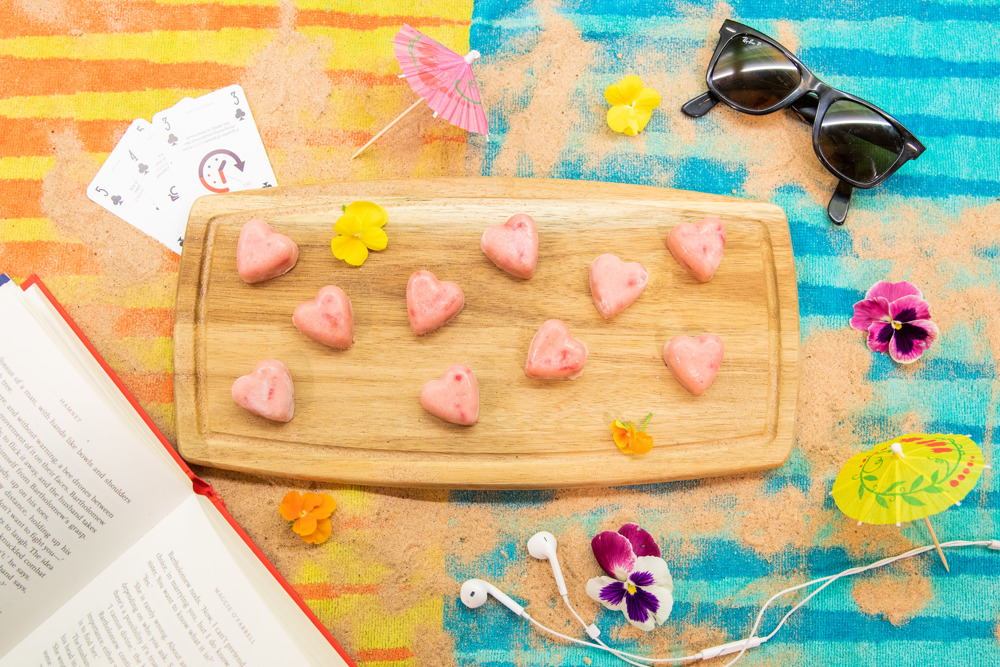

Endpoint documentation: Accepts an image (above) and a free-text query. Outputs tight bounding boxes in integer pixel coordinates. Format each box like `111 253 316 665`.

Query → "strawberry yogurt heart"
236 219 299 284
666 217 726 283
406 270 465 335
480 213 539 279
231 360 295 422
525 319 588 380
589 253 648 318
662 334 724 396
292 285 354 349
420 364 479 426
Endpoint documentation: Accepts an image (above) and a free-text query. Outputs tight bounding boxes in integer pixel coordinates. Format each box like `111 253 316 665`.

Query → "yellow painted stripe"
0 218 66 243
0 30 275 66
37 275 179 308
113 336 174 374
154 0 471 16
299 25 470 72
0 89 209 120
154 0 278 5
0 156 55 180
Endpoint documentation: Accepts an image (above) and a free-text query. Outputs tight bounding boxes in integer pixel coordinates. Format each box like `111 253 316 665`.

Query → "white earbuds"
527 531 567 596
459 579 524 617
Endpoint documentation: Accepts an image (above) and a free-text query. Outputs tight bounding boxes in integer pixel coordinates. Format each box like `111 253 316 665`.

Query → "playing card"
86 119 184 253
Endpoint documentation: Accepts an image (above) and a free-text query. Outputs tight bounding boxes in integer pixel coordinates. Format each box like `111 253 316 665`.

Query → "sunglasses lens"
711 36 801 111
818 99 905 185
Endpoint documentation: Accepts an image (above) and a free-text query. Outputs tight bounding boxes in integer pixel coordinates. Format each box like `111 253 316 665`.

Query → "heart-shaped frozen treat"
231 360 295 422
589 253 648 318
525 319 588 380
481 213 539 279
236 219 299 284
420 364 479 426
407 270 465 335
293 285 354 349
667 217 726 283
662 334 724 396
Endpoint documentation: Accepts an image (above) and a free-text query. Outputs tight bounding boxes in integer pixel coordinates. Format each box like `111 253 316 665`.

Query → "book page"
2 495 331 667
0 287 192 655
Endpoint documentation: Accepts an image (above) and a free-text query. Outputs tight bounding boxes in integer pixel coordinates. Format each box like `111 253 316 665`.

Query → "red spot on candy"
627 278 637 286
950 480 960 487
454 374 463 382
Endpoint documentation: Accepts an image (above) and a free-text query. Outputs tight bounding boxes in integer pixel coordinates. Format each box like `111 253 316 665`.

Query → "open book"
0 275 353 666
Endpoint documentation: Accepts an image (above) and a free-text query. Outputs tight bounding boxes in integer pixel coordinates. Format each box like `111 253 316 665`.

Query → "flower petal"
345 201 388 229
293 515 317 536
865 280 922 302
633 109 653 134
618 524 660 558
633 87 661 114
867 322 895 353
314 494 336 519
334 212 362 237
360 225 388 251
301 492 323 513
607 105 638 135
889 319 938 363
278 491 302 521
605 75 643 105
301 518 332 544
629 430 654 455
591 530 637 579
633 556 672 590
332 236 369 266
645 585 674 625
587 576 627 611
850 297 892 331
889 294 931 323
625 588 658 630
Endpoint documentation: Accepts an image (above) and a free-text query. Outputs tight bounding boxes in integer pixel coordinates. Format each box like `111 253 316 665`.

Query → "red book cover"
20 274 356 667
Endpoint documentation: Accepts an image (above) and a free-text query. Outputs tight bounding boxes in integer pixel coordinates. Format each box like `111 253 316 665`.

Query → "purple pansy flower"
849 281 939 364
586 523 673 631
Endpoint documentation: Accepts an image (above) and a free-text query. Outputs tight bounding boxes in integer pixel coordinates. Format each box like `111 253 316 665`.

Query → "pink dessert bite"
407 270 465 335
293 285 354 349
662 334 724 396
480 213 539 279
236 219 299 284
420 364 479 426
231 360 295 422
589 253 648 318
667 217 726 283
525 319 588 380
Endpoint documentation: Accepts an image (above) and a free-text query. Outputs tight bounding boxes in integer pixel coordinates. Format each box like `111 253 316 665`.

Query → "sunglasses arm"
681 91 719 118
828 180 853 225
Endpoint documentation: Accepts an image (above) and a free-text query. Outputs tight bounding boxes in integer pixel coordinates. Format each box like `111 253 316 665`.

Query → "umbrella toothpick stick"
923 516 950 572
351 98 424 160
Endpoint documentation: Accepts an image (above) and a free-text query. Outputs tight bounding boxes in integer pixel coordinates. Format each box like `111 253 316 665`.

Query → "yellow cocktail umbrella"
831 433 988 571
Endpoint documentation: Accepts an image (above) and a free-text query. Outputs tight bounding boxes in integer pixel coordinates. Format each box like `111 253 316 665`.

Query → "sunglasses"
682 20 926 225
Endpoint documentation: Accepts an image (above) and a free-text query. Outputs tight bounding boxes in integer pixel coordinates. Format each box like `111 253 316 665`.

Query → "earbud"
527 531 567 596
459 579 525 617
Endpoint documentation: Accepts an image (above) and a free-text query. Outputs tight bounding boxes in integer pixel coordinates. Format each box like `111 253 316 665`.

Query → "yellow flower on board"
331 201 389 266
611 413 654 455
279 491 336 544
605 75 661 136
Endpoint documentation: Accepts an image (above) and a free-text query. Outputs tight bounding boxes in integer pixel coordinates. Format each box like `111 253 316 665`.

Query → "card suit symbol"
167 133 178 146
235 108 246 120
137 163 149 174
169 186 179 202
263 182 273 188
111 195 122 206
177 237 184 247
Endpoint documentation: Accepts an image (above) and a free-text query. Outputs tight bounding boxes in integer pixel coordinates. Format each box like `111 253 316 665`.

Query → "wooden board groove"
174 178 799 488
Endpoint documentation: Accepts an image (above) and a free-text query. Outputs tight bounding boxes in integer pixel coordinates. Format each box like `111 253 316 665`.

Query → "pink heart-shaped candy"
407 270 465 335
525 319 588 380
662 334 724 396
666 217 726 283
589 253 648 318
236 219 299 284
420 364 479 426
481 213 539 279
293 285 354 349
231 360 295 422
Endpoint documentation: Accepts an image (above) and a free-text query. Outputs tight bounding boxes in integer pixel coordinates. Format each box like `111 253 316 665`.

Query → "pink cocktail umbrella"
351 24 488 159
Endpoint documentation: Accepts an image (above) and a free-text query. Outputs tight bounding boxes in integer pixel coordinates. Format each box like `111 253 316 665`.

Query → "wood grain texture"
174 178 799 488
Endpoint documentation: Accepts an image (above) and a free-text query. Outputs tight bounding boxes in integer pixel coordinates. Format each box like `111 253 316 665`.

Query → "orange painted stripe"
0 119 130 156
294 583 379 598
0 180 44 218
340 516 365 529
113 308 174 338
0 241 103 276
3 3 469 39
118 372 174 404
356 648 415 663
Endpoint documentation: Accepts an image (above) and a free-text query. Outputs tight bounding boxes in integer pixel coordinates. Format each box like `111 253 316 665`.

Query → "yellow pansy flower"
331 201 389 266
605 75 661 136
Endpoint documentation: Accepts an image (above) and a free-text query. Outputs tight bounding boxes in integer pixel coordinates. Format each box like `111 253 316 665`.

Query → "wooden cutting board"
174 178 799 488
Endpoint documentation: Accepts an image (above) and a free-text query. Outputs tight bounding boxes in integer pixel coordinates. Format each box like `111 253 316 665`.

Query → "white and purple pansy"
585 523 673 632
849 280 939 364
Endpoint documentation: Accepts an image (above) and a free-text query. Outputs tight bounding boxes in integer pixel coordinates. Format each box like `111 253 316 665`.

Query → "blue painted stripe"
800 47 1000 79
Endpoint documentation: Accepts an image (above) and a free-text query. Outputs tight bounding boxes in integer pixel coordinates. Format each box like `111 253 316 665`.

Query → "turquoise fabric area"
448 1 1000 665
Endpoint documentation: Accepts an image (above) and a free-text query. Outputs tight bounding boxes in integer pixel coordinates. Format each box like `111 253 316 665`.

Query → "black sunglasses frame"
683 20 926 225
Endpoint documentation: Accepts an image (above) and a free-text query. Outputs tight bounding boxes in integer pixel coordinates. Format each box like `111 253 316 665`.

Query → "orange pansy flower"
611 413 654 455
279 491 336 544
